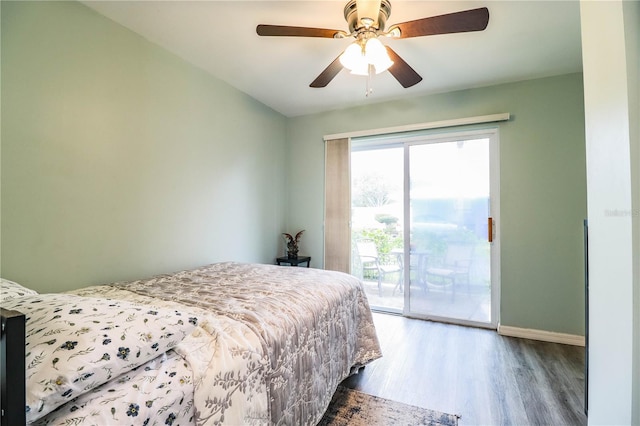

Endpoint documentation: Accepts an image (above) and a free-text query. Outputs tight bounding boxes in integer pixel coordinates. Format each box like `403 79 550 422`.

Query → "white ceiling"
82 1 583 117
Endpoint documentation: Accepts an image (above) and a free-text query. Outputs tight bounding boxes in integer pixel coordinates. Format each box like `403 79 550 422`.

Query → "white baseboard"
498 325 585 347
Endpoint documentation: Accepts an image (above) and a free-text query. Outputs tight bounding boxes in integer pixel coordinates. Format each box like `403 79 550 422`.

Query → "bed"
0 262 382 425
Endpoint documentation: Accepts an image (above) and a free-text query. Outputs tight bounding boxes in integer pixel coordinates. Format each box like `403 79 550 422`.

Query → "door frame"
400 128 501 329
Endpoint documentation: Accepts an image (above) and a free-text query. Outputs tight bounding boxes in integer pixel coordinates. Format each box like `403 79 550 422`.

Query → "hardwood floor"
342 312 587 426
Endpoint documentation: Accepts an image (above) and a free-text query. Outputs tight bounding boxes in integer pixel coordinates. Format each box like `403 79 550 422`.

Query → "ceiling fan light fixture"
339 42 364 70
349 62 370 76
350 67 370 77
364 37 393 73
340 37 393 75
374 56 394 74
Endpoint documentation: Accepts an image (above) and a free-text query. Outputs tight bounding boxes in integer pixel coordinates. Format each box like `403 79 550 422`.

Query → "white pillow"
1 293 198 423
0 277 38 302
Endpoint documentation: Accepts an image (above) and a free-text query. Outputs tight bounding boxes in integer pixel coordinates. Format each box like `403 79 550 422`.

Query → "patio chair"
355 239 403 297
425 243 474 300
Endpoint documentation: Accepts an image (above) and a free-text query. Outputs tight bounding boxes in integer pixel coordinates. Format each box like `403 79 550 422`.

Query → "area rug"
318 386 459 426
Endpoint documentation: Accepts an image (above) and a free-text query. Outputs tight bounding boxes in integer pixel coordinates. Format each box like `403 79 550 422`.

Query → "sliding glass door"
351 145 404 313
351 129 499 327
405 134 495 325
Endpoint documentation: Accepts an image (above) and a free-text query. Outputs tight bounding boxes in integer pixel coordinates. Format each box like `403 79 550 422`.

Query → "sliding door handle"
488 217 494 243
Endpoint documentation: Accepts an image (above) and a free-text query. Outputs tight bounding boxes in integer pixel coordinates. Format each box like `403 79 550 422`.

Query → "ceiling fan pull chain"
366 64 373 97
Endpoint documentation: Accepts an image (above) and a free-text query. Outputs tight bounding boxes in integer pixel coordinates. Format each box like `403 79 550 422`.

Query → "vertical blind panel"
324 138 351 273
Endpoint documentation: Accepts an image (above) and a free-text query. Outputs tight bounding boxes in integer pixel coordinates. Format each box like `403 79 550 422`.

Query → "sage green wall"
1 1 287 292
286 73 587 335
0 1 587 336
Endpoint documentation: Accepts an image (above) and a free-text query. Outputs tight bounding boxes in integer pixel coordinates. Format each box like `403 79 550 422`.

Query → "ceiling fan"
256 0 489 90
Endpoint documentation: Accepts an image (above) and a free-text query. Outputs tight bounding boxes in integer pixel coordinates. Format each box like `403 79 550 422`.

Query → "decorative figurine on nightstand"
283 230 304 259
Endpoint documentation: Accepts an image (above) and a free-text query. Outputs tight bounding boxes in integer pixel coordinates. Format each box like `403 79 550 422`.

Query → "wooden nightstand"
276 256 311 267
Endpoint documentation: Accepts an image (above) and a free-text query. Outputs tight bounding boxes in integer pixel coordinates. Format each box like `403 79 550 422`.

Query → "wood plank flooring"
341 312 587 425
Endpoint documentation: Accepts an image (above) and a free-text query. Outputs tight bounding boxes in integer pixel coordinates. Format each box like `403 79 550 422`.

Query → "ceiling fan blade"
356 0 382 28
256 25 344 38
385 46 422 88
390 7 489 39
310 54 344 88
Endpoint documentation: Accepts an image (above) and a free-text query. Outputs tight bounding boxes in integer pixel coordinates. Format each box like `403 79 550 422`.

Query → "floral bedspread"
34 350 195 426
70 262 381 425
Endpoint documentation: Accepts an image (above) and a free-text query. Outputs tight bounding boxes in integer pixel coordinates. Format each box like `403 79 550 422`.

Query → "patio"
360 276 492 324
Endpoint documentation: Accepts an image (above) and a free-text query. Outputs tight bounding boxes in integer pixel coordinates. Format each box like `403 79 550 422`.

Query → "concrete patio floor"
361 278 492 324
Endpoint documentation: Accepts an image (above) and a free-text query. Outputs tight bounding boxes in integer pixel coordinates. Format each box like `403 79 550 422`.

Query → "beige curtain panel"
324 138 351 273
